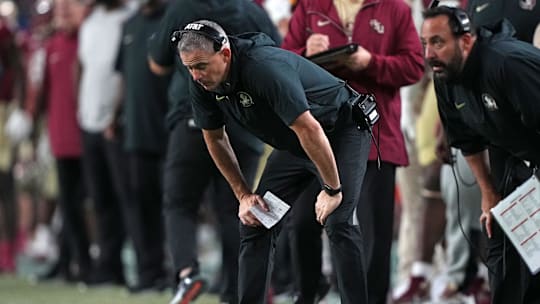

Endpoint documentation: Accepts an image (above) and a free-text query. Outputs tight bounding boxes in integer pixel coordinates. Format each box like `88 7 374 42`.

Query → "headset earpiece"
428 0 472 35
171 22 227 52
452 9 471 35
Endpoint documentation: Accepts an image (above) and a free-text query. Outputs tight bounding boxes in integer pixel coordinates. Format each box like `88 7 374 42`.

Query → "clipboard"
307 43 358 66
491 174 540 274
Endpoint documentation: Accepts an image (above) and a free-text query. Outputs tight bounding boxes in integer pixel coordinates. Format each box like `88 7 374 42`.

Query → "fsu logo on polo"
482 93 498 111
237 91 254 107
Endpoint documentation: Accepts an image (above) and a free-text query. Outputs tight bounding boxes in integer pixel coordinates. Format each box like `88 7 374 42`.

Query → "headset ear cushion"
171 30 181 43
452 9 471 34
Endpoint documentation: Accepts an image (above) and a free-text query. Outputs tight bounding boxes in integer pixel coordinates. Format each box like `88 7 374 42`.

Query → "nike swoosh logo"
455 102 466 109
476 3 490 12
317 20 331 27
215 95 227 101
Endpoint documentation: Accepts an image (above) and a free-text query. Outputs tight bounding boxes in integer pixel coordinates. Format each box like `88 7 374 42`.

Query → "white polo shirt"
78 4 134 132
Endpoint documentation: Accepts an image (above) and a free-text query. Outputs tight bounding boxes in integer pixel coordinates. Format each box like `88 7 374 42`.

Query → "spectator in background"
393 0 430 290
282 0 424 302
256 0 292 37
29 0 92 282
110 0 169 293
0 14 24 273
18 0 57 267
466 0 540 43
77 0 134 286
393 80 447 303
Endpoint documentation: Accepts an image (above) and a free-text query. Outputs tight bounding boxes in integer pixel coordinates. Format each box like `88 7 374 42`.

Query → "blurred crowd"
0 0 538 304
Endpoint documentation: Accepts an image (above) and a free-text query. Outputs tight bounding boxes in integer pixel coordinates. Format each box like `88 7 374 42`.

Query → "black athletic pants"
357 162 397 304
288 161 396 304
55 158 91 276
125 152 166 285
162 119 260 303
81 131 127 279
238 124 371 304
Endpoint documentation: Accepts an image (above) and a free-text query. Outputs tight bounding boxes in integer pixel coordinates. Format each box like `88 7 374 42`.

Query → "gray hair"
177 20 229 54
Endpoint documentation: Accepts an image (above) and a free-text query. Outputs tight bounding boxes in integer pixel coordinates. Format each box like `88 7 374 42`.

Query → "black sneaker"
169 275 207 304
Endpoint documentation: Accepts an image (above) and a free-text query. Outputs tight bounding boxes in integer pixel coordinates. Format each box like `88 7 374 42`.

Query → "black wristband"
323 184 342 196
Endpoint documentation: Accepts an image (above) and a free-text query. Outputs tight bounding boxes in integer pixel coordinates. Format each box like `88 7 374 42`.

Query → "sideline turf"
0 275 218 304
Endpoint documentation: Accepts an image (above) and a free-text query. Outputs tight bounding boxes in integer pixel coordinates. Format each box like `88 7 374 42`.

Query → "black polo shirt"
115 7 169 154
191 33 355 157
147 0 281 130
148 0 281 154
467 0 540 43
435 21 540 164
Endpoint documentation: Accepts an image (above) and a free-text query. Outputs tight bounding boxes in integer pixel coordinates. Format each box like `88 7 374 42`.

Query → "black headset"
429 0 472 35
171 22 227 52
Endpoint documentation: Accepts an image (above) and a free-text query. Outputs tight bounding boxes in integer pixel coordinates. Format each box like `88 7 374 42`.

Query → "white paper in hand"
491 175 540 274
250 191 291 229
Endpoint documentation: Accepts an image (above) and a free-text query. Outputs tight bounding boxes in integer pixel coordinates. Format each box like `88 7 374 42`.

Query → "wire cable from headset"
450 162 496 277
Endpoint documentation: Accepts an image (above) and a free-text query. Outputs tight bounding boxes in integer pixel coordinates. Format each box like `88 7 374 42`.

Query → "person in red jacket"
31 0 93 282
282 0 424 302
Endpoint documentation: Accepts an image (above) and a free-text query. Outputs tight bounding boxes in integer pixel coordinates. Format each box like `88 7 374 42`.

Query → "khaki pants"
0 102 14 172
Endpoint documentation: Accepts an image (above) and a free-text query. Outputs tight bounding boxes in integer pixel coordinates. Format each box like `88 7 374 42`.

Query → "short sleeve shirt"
191 34 354 156
115 9 169 154
148 0 282 132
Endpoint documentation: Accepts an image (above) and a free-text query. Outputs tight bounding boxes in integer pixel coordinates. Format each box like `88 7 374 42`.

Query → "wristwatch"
323 184 342 196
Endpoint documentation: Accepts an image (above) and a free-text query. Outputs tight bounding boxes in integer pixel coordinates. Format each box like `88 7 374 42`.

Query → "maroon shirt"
282 0 424 165
44 31 81 157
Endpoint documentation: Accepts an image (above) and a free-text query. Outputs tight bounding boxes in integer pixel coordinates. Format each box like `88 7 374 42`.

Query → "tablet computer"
307 43 358 66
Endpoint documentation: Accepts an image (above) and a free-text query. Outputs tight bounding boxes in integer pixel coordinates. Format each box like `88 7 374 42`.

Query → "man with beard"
77 0 134 286
421 6 540 304
111 0 169 293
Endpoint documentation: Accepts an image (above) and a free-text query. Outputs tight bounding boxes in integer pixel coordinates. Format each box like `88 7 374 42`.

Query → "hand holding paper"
249 191 290 229
491 175 540 274
238 193 268 227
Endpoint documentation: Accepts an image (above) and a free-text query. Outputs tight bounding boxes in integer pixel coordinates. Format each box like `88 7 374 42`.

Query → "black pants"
356 162 396 304
0 169 14 239
162 120 260 303
81 131 127 278
55 158 91 276
289 161 396 303
290 161 395 303
238 124 371 304
125 152 165 284
288 180 325 302
487 148 540 304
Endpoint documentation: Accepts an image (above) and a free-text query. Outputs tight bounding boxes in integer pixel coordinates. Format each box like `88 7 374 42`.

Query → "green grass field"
0 275 219 304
